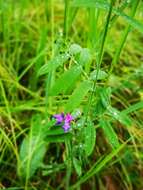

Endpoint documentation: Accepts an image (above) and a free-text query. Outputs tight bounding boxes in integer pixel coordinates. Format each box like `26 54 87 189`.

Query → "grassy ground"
0 0 143 189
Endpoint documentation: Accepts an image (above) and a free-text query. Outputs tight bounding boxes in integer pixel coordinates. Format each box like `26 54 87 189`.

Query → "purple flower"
53 113 64 125
62 122 71 132
65 113 74 123
53 113 74 132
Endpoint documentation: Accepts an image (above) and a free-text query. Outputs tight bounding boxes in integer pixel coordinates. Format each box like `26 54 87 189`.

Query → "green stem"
65 140 72 190
64 0 69 39
108 0 140 76
85 0 115 120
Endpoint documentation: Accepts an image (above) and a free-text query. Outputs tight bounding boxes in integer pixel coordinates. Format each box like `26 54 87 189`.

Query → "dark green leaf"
65 80 92 112
18 136 46 179
108 107 132 127
45 133 72 142
50 66 82 95
84 121 96 156
100 119 120 148
38 53 70 76
73 157 82 176
18 115 48 179
94 87 111 116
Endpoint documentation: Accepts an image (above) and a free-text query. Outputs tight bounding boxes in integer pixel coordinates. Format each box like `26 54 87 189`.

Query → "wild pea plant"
18 44 97 189
18 41 135 189
0 0 143 189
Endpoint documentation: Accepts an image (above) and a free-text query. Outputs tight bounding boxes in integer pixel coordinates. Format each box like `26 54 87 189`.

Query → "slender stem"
64 0 69 39
85 0 115 120
108 0 140 76
65 140 72 190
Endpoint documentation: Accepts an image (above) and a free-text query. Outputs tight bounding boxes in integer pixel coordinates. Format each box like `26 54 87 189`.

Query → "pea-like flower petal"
53 112 74 132
65 113 74 123
53 113 64 124
62 122 71 132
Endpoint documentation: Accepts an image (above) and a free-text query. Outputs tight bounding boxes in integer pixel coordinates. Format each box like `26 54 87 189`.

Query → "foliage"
0 0 143 189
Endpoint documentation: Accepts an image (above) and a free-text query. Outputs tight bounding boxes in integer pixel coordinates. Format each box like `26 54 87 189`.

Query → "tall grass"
0 0 143 189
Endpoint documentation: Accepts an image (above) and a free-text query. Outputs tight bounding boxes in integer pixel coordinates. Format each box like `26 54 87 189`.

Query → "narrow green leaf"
84 121 96 156
36 28 48 72
100 119 120 148
94 87 111 116
45 133 72 142
100 87 111 108
65 80 92 112
38 53 70 76
122 101 143 115
18 137 46 179
90 70 108 80
3 188 23 190
72 0 143 34
18 115 47 179
70 142 126 189
72 0 107 8
108 107 132 127
73 157 82 176
50 66 82 95
46 127 65 136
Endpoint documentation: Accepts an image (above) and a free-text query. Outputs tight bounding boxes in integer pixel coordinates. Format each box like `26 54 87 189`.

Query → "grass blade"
72 0 143 34
70 142 127 189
